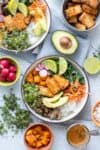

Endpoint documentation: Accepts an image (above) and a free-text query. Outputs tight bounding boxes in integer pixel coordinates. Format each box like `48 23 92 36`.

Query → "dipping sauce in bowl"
24 123 53 150
67 124 90 148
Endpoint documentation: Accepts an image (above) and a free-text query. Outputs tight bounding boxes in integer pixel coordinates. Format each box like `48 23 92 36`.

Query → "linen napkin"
37 11 91 121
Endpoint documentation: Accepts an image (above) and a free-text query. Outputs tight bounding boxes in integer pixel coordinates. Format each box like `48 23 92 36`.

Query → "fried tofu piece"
39 86 53 97
79 12 95 28
4 15 14 31
65 5 82 18
89 0 99 8
54 75 69 90
13 13 26 30
68 16 77 23
75 23 86 30
81 0 99 9
72 0 81 3
82 4 98 15
46 77 60 95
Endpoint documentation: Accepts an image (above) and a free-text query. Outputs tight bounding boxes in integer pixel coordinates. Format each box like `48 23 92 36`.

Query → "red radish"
0 76 6 82
0 59 9 68
1 68 9 77
9 65 16 73
39 69 48 77
7 72 16 81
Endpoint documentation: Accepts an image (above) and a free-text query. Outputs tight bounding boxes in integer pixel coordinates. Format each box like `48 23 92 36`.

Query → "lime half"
84 57 100 74
43 59 57 73
18 3 28 17
59 57 68 75
7 0 19 15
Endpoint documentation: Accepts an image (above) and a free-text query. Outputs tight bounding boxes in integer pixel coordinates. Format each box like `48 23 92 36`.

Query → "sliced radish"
39 69 48 77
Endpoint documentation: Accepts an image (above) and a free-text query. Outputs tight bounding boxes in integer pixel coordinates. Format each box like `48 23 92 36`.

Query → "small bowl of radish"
0 56 20 86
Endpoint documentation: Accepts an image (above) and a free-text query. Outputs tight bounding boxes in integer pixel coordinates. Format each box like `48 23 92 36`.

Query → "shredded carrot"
64 80 86 102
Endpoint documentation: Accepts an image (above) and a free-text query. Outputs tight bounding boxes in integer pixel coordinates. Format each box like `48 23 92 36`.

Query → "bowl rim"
0 56 20 86
21 55 89 123
24 123 54 150
0 0 51 53
91 101 100 127
62 0 100 32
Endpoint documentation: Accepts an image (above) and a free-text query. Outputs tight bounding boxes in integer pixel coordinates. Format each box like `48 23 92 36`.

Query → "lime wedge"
7 0 19 15
84 57 100 74
18 3 28 17
42 59 57 73
59 57 68 75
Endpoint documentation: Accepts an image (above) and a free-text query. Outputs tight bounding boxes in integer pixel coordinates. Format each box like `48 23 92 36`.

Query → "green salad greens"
64 63 85 84
3 30 30 51
23 83 40 106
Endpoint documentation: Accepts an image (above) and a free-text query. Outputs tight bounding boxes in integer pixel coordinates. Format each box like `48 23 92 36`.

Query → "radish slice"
0 15 4 22
39 69 48 77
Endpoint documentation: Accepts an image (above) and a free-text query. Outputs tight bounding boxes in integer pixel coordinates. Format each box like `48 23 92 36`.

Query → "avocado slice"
43 92 63 103
34 18 47 37
52 30 78 55
42 96 68 108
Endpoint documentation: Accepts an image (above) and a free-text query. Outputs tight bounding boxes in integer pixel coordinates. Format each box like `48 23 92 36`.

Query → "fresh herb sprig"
0 92 32 135
64 63 85 84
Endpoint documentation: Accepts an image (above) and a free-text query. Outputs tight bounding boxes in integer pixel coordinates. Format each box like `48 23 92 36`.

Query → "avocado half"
51 30 78 55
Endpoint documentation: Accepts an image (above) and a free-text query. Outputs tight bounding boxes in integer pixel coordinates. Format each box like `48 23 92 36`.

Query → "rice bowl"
21 56 89 123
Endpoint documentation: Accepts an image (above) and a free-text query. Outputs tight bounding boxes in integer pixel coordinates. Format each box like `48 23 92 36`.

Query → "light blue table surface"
0 0 100 150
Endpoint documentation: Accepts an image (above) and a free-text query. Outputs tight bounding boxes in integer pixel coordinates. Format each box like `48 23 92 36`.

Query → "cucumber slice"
84 57 100 74
59 57 68 75
42 59 57 73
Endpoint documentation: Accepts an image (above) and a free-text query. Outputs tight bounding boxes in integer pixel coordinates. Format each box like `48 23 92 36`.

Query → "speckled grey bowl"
62 0 100 36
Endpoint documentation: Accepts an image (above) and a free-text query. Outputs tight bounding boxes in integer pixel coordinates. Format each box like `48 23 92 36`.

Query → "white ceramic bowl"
21 55 89 123
1 0 51 53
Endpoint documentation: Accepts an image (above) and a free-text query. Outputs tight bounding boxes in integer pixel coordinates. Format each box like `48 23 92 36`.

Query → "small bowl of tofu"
62 0 100 33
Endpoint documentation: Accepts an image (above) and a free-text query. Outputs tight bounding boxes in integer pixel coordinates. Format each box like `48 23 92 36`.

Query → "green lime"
59 57 68 75
84 57 100 74
43 59 57 73
7 0 19 15
18 3 28 17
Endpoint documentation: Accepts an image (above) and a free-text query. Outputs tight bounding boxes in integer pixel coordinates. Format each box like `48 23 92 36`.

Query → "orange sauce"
67 124 90 147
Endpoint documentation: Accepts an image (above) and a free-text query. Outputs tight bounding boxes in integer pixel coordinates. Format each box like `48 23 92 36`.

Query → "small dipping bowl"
24 123 54 150
66 123 90 149
92 101 100 127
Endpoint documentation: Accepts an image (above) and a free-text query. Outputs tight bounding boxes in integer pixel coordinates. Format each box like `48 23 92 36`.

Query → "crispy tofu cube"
82 4 98 15
81 0 99 9
75 23 86 30
65 5 82 18
68 16 77 23
79 12 95 28
72 0 81 3
89 0 99 9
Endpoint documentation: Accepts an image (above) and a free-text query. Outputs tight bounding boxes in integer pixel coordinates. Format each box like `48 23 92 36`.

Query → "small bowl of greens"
0 0 51 53
21 55 89 123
